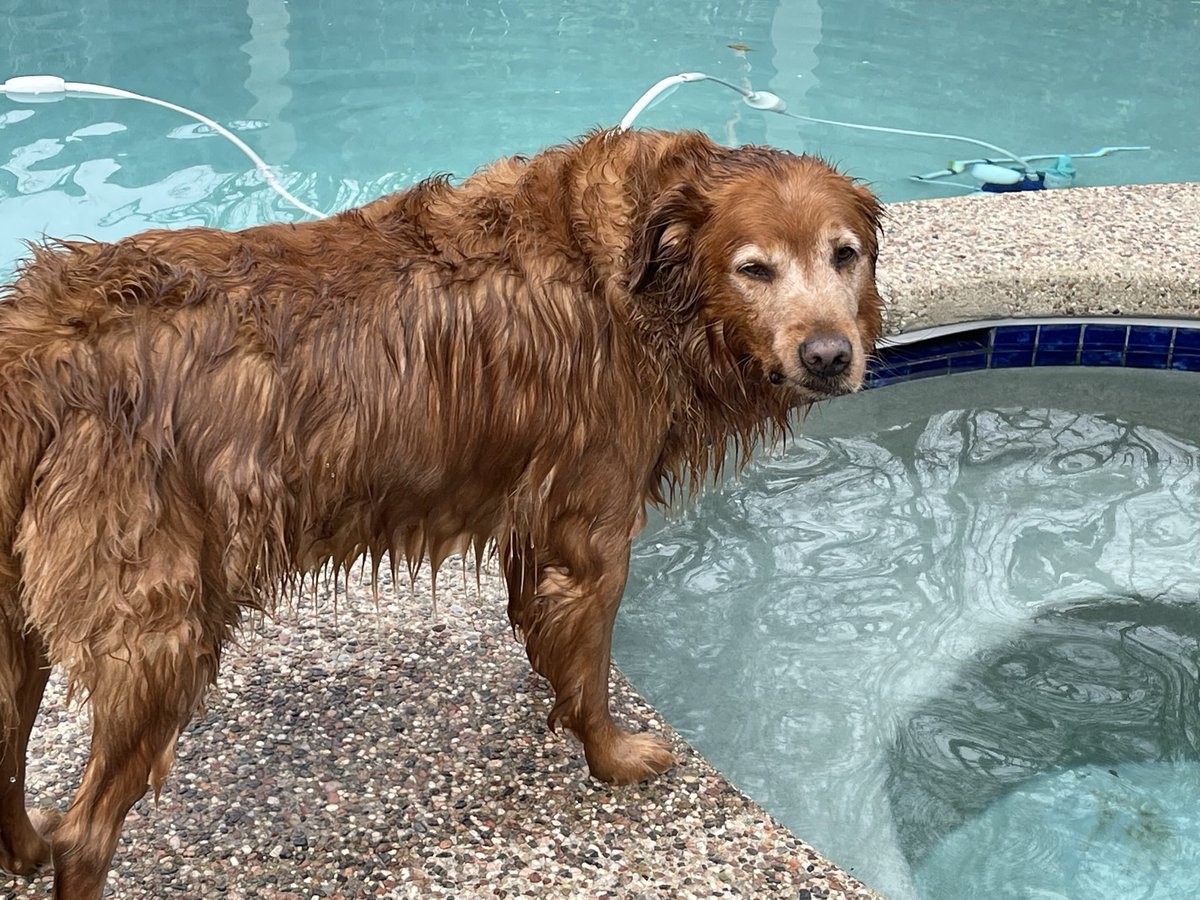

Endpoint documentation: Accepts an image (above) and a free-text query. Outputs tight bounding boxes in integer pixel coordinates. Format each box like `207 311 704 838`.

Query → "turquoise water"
615 368 1200 898
3 0 1199 276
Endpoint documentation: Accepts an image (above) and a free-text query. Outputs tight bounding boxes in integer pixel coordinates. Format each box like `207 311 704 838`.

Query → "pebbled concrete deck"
877 181 1199 335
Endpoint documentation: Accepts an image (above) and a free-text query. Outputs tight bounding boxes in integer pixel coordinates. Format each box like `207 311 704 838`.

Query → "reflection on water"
616 369 1200 899
0 103 416 275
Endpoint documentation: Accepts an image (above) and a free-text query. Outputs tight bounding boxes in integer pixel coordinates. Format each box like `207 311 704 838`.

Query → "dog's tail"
0 239 214 721
0 244 82 735
1 239 167 528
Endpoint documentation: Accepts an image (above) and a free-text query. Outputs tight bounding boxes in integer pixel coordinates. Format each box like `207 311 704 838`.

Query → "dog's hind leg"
46 622 217 900
16 415 228 899
0 606 54 877
504 513 676 785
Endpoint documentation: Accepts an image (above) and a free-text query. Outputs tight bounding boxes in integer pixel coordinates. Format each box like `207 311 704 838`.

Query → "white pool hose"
2 71 1153 211
620 71 1150 177
1 74 326 218
620 71 1033 169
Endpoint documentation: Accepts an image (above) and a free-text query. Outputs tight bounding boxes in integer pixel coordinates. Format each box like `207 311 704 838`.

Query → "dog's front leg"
503 516 675 785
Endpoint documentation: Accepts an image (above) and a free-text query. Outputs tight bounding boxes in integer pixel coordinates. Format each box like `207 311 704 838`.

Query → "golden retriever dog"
0 127 882 896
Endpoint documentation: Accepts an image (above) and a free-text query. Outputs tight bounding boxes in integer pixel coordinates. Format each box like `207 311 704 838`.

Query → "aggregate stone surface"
4 563 879 899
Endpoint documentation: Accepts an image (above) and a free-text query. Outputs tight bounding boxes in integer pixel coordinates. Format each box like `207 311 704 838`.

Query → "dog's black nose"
799 333 852 377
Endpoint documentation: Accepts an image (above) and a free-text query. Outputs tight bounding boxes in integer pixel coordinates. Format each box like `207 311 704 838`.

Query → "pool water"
3 0 1199 276
615 367 1200 899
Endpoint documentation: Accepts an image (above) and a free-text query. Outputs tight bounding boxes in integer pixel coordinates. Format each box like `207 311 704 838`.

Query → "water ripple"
619 380 1200 899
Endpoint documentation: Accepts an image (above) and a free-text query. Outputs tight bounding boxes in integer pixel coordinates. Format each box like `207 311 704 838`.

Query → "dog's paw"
585 728 676 785
0 807 59 876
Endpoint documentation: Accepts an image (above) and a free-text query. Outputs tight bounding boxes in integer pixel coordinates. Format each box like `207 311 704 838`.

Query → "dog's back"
2 175 655 582
0 162 668 890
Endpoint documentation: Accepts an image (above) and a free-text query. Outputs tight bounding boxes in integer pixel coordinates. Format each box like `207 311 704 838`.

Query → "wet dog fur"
0 127 882 896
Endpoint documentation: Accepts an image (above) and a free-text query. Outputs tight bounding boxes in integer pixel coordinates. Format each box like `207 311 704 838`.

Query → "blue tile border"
867 319 1200 388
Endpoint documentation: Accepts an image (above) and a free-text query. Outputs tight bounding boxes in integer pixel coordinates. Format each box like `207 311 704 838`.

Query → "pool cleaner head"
970 154 1078 192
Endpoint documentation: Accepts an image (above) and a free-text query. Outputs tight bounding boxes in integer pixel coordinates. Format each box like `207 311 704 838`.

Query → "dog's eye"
737 262 774 281
833 246 858 268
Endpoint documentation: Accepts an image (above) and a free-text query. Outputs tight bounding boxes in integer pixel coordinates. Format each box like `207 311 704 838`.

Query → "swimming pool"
2 2 1198 897
2 0 1198 276
616 364 1200 898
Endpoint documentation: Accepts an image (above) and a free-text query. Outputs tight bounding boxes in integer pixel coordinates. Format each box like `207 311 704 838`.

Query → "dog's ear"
628 182 709 294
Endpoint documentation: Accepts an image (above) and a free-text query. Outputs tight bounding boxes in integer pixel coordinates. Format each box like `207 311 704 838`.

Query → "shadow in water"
887 595 1200 898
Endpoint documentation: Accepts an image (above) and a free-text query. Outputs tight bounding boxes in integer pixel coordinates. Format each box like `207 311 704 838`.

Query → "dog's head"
629 143 883 402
